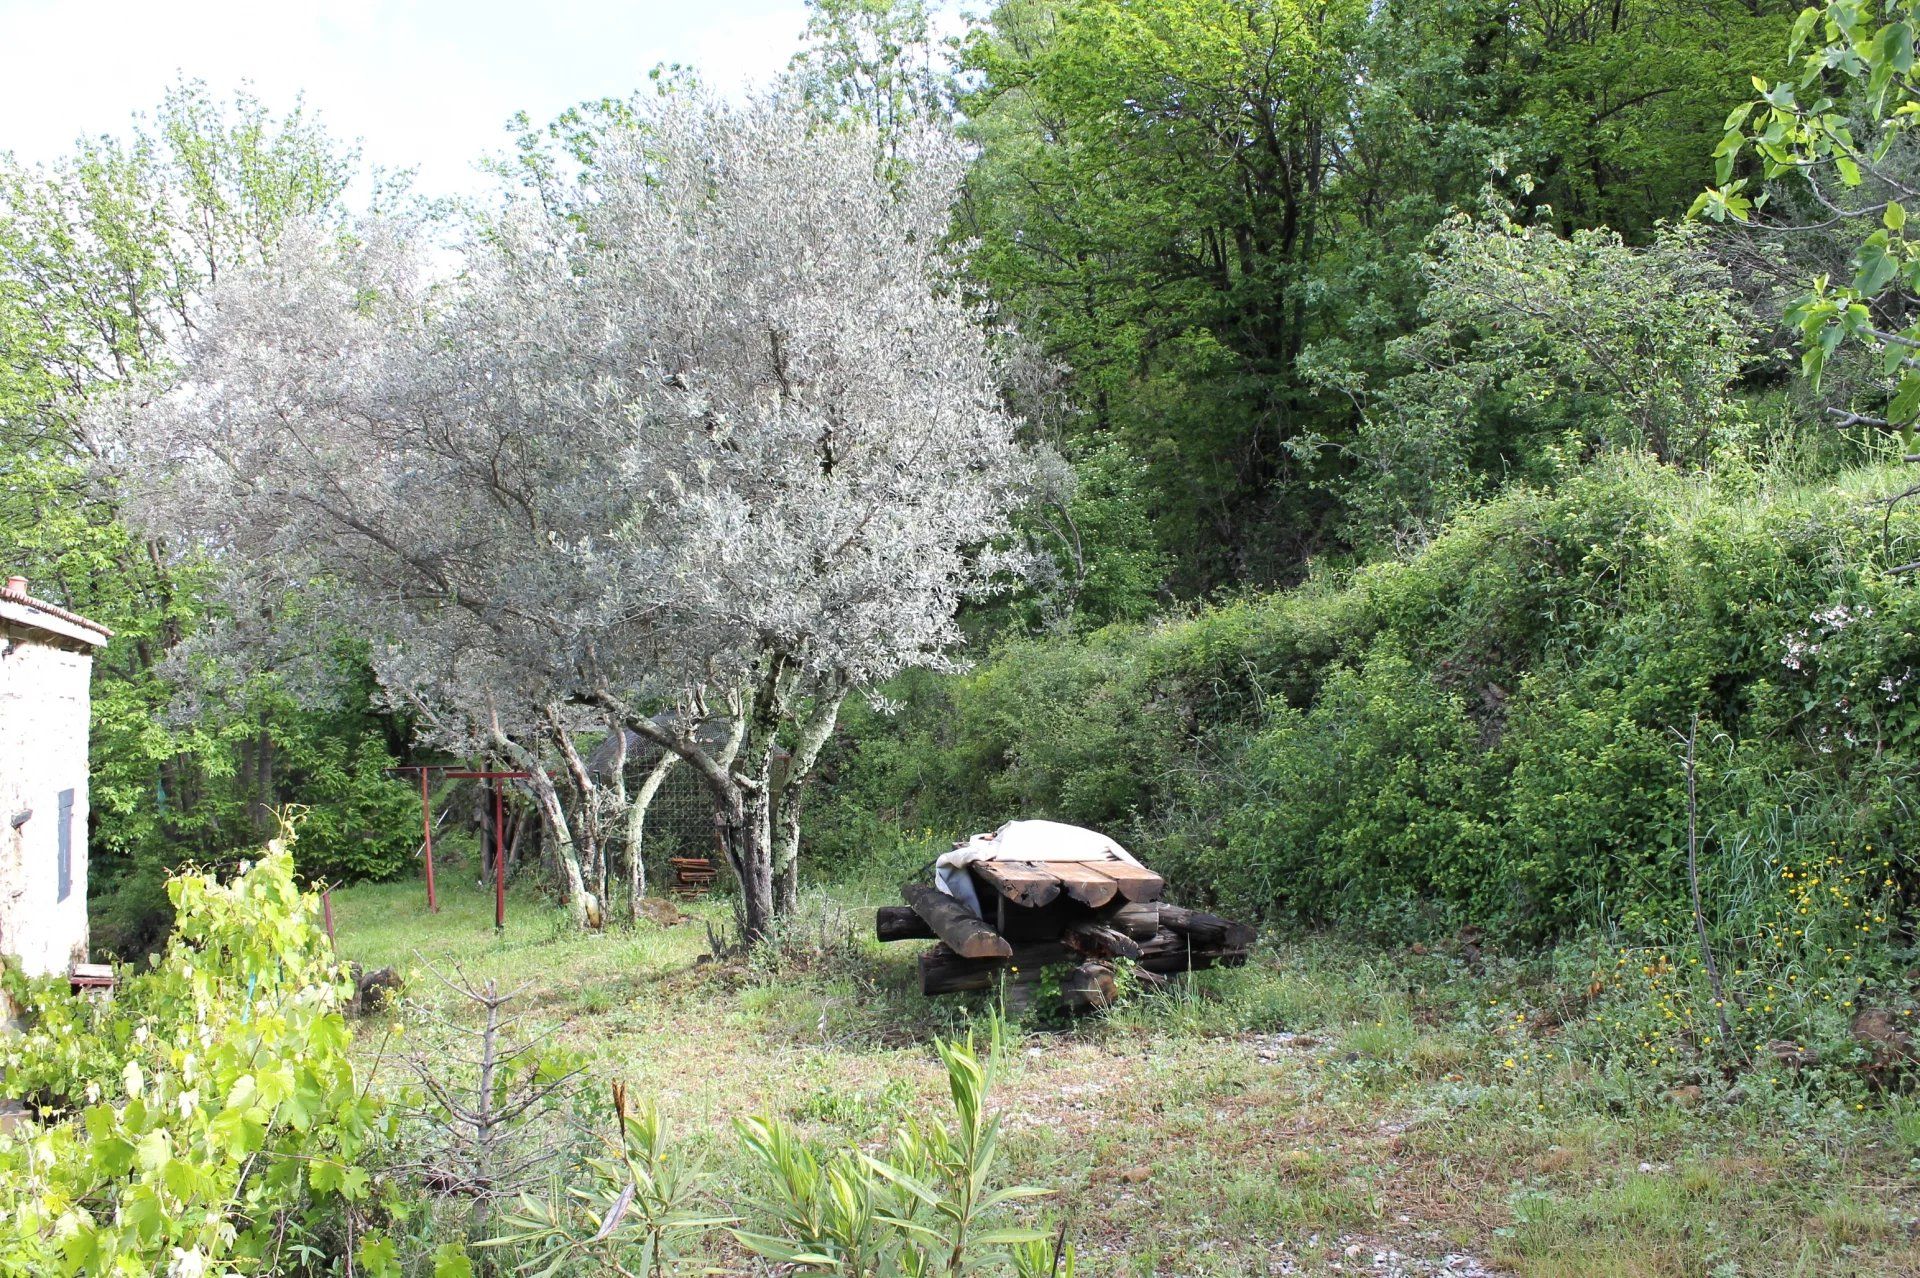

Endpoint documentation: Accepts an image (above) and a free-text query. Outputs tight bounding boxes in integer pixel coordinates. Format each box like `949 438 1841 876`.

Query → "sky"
0 0 820 197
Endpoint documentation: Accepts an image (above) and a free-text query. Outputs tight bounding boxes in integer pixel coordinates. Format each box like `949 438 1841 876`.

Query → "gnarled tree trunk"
521 763 592 929
625 752 676 920
772 690 846 918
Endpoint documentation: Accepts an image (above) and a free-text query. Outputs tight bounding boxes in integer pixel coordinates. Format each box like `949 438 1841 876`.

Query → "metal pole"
493 779 506 931
420 768 438 913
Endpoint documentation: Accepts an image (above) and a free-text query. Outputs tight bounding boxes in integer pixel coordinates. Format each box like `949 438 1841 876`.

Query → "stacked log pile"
875 856 1255 1013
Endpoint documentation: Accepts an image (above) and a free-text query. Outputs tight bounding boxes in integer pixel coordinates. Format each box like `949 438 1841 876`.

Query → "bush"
811 455 1920 948
1212 644 1497 931
0 838 396 1275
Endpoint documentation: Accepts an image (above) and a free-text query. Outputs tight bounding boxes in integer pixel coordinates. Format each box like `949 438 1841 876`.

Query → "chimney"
3 576 24 597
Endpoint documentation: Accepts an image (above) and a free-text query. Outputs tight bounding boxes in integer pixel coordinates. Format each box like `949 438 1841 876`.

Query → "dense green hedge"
813 458 1920 941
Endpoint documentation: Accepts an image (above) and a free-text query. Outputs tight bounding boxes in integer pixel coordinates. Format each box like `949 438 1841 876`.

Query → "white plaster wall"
0 621 92 976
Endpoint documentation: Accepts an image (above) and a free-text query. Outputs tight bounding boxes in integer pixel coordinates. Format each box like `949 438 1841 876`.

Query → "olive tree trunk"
624 752 676 919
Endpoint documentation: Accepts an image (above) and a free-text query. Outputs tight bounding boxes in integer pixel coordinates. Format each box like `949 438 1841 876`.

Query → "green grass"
332 874 1920 1276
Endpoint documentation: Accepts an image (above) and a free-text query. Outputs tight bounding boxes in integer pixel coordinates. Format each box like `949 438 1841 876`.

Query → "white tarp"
933 819 1142 916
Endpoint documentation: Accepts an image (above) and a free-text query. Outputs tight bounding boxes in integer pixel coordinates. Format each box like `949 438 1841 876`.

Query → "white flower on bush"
1782 604 1876 673
1812 603 1871 629
1782 631 1816 671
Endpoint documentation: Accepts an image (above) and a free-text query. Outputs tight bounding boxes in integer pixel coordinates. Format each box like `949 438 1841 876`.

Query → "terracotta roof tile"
1 575 113 639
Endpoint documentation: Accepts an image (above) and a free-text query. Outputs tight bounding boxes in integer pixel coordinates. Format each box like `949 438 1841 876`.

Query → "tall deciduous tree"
959 0 1792 589
110 98 1041 940
787 0 960 150
0 82 419 951
1701 0 1920 426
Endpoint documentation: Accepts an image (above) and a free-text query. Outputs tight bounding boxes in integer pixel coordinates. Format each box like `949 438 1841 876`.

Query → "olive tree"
110 97 1040 938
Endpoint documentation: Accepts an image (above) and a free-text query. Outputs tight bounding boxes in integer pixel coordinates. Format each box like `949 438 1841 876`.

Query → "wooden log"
1109 902 1161 941
1047 861 1120 909
1082 859 1165 903
1137 937 1248 977
918 940 1071 994
917 928 1245 995
902 884 1013 960
1063 919 1143 961
1157 905 1257 950
1062 962 1117 1013
992 895 1075 944
971 860 1063 908
876 904 936 942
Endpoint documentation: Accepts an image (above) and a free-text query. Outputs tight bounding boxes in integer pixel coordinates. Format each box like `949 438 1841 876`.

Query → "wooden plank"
1047 860 1121 908
1082 858 1165 903
972 860 1063 909
876 904 935 942
903 884 1013 960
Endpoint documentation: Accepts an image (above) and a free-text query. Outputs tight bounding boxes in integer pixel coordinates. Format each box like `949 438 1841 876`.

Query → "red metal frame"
420 769 435 911
388 765 531 929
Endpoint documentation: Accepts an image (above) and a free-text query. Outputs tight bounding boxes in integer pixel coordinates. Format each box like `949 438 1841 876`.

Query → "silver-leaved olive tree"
107 96 1043 939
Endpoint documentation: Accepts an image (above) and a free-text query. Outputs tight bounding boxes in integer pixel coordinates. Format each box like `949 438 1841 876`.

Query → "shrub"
812 455 1920 950
0 838 396 1276
1213 644 1497 931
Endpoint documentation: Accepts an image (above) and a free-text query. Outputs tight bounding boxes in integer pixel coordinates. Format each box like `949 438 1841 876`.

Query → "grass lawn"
332 871 1920 1277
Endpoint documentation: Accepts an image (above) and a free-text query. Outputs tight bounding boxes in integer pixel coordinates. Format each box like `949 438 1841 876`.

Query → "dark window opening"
56 788 73 903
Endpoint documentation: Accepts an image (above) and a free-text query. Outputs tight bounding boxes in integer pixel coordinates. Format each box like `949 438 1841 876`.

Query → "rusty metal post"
493 780 506 931
420 768 438 913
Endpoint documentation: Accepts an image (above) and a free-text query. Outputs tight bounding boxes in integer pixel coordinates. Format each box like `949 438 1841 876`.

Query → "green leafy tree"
788 0 960 151
1310 202 1757 550
0 83 416 946
1701 0 1920 426
960 0 1785 591
962 0 1371 588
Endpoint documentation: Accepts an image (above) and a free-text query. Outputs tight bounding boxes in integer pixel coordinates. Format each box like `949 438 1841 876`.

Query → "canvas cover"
933 819 1142 916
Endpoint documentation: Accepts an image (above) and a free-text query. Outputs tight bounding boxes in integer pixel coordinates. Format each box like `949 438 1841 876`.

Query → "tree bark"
625 752 676 920
490 727 591 929
521 764 591 929
771 689 845 918
546 712 604 928
587 672 837 946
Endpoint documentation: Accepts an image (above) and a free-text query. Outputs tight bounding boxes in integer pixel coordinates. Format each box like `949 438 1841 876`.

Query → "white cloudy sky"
0 0 821 196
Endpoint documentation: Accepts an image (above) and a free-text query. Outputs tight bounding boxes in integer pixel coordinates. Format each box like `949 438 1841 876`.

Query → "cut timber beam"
1157 905 1257 950
971 860 1062 908
1063 919 1143 961
1109 902 1161 941
917 928 1246 995
876 904 935 942
1047 861 1120 908
1083 859 1165 903
902 884 1013 960
1062 962 1118 1013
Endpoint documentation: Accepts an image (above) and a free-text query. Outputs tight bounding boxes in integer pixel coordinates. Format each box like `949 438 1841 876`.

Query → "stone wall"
0 616 94 976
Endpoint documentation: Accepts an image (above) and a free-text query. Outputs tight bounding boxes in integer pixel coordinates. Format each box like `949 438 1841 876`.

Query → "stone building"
0 574 110 977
